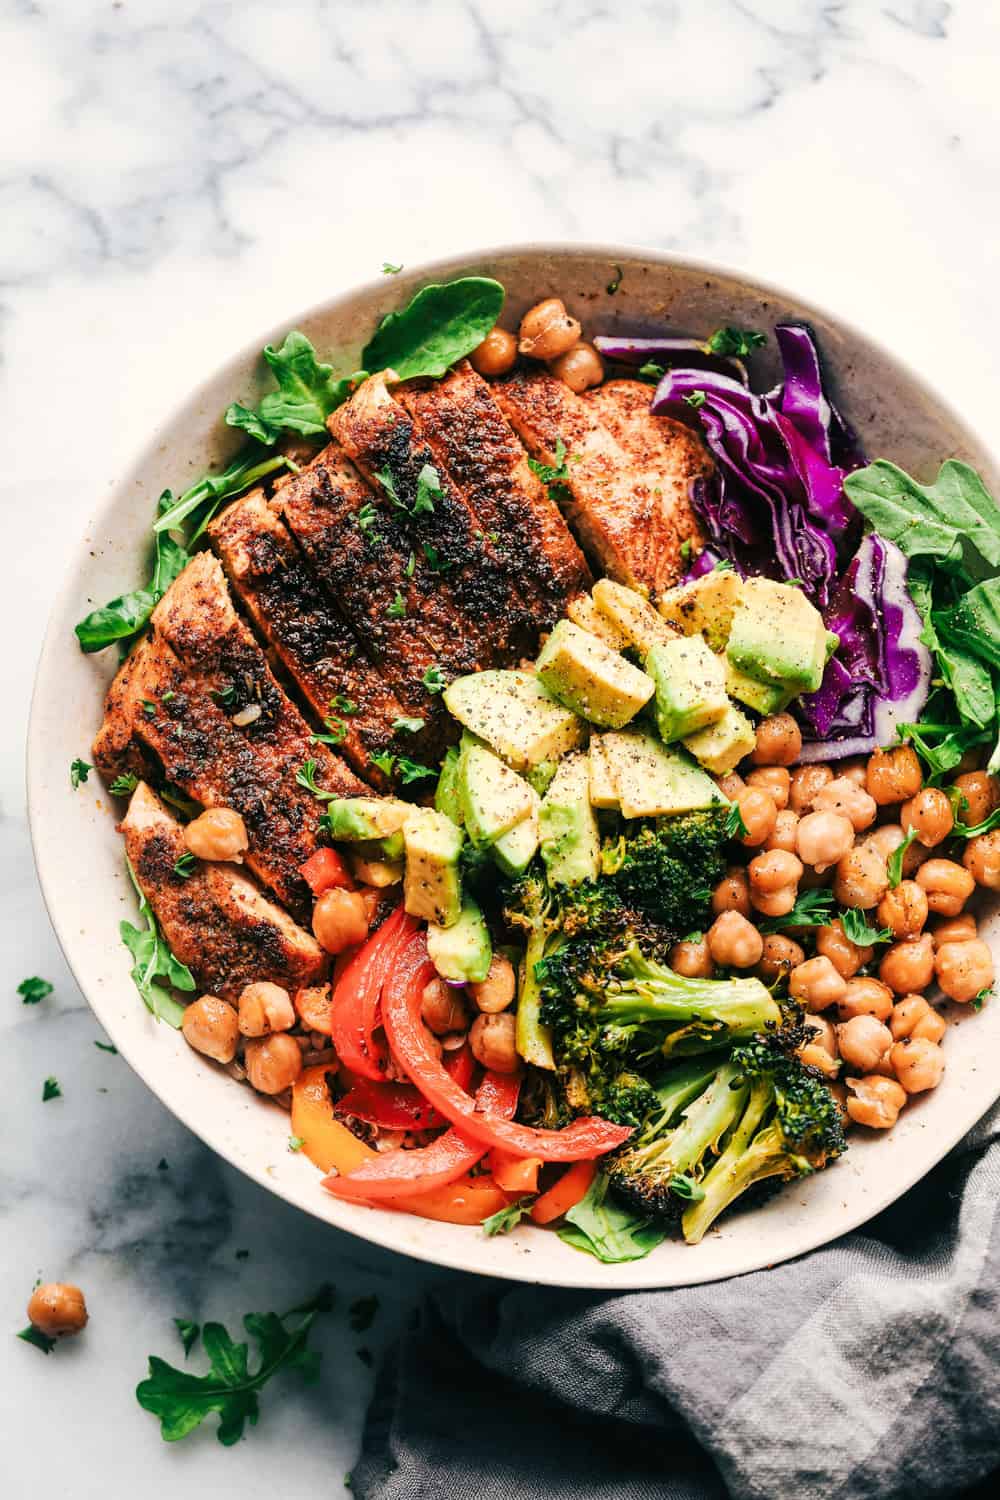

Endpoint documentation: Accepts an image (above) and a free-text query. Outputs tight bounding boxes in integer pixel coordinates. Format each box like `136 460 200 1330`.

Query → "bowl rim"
26 239 1000 1288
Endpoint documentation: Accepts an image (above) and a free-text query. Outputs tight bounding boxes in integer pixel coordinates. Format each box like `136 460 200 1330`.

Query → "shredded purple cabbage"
592 335 747 383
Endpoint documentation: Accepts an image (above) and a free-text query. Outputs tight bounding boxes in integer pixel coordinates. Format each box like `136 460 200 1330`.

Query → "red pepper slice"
323 1072 520 1201
300 847 354 895
442 1041 475 1093
336 1078 443 1132
329 905 417 1081
384 935 633 1161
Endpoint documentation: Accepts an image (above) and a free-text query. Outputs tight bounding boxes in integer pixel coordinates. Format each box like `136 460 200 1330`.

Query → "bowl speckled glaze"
27 244 1000 1287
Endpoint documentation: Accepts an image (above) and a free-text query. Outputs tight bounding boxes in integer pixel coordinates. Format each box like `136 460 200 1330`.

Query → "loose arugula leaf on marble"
225 331 366 442
136 1286 333 1445
362 277 505 381
558 1173 665 1264
18 977 53 1005
175 1319 201 1358
42 1077 62 1102
18 1325 57 1355
119 857 195 1028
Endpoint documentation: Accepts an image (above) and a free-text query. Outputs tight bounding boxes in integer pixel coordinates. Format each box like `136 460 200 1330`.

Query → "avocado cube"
566 592 631 651
724 657 793 716
434 745 463 825
659 570 745 651
525 760 558 797
539 751 601 886
492 801 540 877
346 853 404 888
684 703 756 776
601 732 725 818
588 735 620 810
403 807 465 928
458 740 534 846
427 895 492 984
646 636 728 743
324 796 412 842
536 620 654 729
592 578 679 653
444 669 585 771
726 579 828 693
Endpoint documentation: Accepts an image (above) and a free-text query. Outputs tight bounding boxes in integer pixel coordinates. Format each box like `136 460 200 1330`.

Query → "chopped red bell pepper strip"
384 935 633 1161
329 905 417 1081
323 1072 521 1200
336 1077 443 1131
442 1041 475 1093
300 846 354 895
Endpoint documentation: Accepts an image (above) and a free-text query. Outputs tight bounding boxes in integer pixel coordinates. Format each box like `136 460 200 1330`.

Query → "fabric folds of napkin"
353 1105 1000 1500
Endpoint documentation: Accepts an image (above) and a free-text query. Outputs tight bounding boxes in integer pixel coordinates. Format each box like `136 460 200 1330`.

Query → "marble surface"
3 0 1000 1491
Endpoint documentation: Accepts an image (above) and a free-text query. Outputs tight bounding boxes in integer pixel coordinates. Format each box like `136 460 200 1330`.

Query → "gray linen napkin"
353 1104 1000 1500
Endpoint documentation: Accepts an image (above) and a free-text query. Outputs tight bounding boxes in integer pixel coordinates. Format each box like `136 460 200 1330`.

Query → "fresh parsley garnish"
638 361 665 382
413 463 442 516
422 543 453 574
70 758 92 789
295 760 339 800
311 715 348 746
212 683 238 710
839 909 893 947
174 1319 201 1357
422 664 445 694
683 391 707 410
392 716 425 735
288 1135 305 1153
357 502 377 539
972 987 992 1012
405 551 416 578
679 538 693 564
381 262 403 275
386 591 407 619
606 266 623 295
18 1325 57 1355
120 856 196 1027
18 977 53 1005
886 829 919 889
42 1077 62 1102
528 438 576 490
759 888 837 934
396 758 435 785
136 1286 333 1446
141 699 157 718
348 1296 379 1333
330 695 358 715
725 802 749 839
703 327 767 357
481 1199 534 1236
375 467 405 511
109 772 140 797
370 751 397 778
172 853 197 880
94 1040 118 1054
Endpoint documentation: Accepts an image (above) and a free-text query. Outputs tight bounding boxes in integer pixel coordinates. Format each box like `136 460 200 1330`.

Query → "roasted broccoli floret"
608 808 728 938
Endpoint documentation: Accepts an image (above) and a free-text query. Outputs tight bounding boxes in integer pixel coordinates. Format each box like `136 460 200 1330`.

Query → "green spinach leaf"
361 277 505 382
557 1173 666 1263
934 577 1000 672
843 459 1000 577
226 331 365 442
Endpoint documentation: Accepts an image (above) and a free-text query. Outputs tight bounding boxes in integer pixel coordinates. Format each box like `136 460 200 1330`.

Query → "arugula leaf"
109 772 140 797
226 331 365 442
843 459 1000 577
392 716 425 735
362 277 505 382
18 1325 56 1355
174 1319 201 1358
42 1077 62 1102
348 1296 379 1333
18 977 53 1005
887 829 919 889
75 527 189 653
897 720 988 781
154 454 290 541
839 909 892 947
725 801 749 839
120 857 196 1027
70 758 92 789
704 327 766 357
481 1199 534 1236
759 888 836 934
136 1286 332 1445
558 1173 666 1263
934 578 1000 672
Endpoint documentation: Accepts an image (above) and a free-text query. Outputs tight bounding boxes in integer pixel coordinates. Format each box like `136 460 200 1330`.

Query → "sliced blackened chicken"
398 361 591 631
121 781 326 1000
493 369 709 600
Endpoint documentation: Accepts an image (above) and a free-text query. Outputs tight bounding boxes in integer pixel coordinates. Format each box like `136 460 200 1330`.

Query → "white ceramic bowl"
27 244 1000 1288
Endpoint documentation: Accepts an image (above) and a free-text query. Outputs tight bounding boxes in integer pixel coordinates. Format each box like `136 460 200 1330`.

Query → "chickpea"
838 759 869 789
932 913 978 948
812 776 877 832
712 867 751 918
671 939 715 979
935 938 995 1003
816 919 873 979
876 880 928 939
865 822 928 879
866 746 922 805
891 995 947 1045
789 956 847 1013
799 1042 840 1078
796 810 855 872
716 772 746 800
845 1075 907 1129
518 297 581 360
312 887 369 954
735 787 778 847
837 1015 892 1074
468 953 516 1014
756 933 805 984
890 1037 945 1094
548 341 604 393
26 1283 88 1339
789 764 834 814
469 1012 519 1074
953 770 1000 828
181 995 240 1063
421 977 468 1035
962 830 1000 889
878 933 935 996
184 806 248 862
244 1033 303 1094
707 911 764 969
833 842 888 910
915 858 975 917
748 848 803 918
766 809 800 854
803 1013 838 1057
750 713 802 767
837 977 894 1023
746 766 791 810
899 788 952 848
238 981 294 1037
469 326 518 378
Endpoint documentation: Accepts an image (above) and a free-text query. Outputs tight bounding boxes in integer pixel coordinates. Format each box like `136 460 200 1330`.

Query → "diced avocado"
458 740 533 846
592 578 679 653
684 703 756 776
525 760 558 796
492 800 540 877
726 578 828 693
536 620 654 730
403 807 464 927
659 570 744 651
723 656 792 716
588 735 620 810
324 796 411 842
539 751 601 886
602 731 725 818
427 895 492 984
353 831 405 863
444 669 585 771
646 636 728 743
434 745 463 824
347 853 404 887
566 592 630 651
